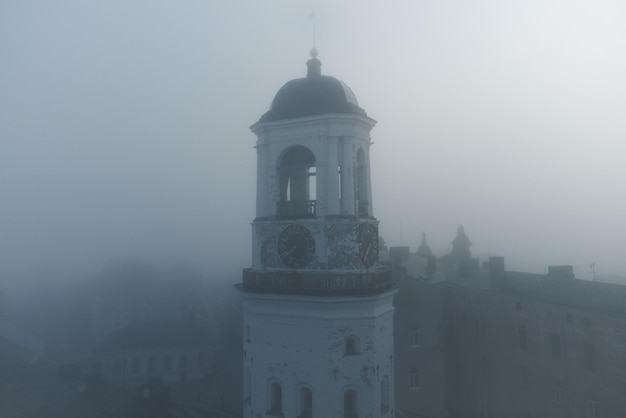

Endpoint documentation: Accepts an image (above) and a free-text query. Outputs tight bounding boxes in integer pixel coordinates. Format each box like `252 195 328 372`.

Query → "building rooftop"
97 319 214 353
504 270 626 315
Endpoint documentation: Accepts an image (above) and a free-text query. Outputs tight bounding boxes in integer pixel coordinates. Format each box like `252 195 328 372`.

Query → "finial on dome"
306 50 322 77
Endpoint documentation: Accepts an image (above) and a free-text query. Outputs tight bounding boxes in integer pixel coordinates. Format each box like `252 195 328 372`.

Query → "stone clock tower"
241 50 396 418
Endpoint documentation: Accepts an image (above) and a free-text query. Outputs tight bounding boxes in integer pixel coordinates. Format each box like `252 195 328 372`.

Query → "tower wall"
243 290 397 418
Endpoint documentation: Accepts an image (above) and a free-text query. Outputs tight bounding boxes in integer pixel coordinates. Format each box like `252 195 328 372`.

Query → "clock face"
358 223 379 268
277 224 315 268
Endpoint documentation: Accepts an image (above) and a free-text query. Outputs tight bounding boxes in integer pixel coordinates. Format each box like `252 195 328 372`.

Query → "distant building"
93 319 217 390
0 367 139 418
393 227 626 418
0 318 44 366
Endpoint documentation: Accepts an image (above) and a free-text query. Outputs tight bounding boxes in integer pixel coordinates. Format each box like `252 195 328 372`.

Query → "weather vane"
309 10 316 49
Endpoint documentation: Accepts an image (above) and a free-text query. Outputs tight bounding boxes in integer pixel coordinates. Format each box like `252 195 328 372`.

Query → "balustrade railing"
242 269 393 295
277 200 316 218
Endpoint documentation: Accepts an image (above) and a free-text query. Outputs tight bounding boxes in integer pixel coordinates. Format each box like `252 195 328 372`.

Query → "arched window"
344 389 358 418
345 336 359 355
380 376 389 414
356 148 368 217
518 325 527 350
112 359 122 377
163 354 172 371
93 360 103 375
131 357 141 375
277 146 316 218
179 353 188 370
245 368 251 403
148 355 156 374
298 386 312 418
268 380 283 416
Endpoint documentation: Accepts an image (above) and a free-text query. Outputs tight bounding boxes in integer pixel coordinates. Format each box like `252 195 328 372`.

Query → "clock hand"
282 246 297 257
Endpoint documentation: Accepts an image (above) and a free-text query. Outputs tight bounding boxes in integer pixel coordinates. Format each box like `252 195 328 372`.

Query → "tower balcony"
242 268 393 295
277 200 316 218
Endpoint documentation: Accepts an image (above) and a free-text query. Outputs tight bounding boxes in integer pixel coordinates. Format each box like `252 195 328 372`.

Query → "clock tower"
242 50 396 418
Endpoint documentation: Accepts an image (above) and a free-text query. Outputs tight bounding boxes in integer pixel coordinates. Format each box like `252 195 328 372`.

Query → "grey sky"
1 0 625 285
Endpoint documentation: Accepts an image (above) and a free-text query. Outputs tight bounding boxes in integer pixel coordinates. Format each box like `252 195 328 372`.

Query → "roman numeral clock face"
358 223 379 268
277 224 315 268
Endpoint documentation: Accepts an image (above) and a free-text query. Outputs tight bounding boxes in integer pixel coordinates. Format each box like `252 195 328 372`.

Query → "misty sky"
1 0 625 286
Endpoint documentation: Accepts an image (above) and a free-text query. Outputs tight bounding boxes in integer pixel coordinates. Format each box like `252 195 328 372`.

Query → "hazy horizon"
1 1 625 288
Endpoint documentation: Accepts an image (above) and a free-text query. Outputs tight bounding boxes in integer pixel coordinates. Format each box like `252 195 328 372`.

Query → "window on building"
520 366 529 390
148 355 156 374
409 328 419 347
246 325 251 343
555 386 564 405
480 355 488 376
198 351 206 368
268 381 283 416
179 353 188 370
519 325 527 350
380 376 389 414
93 360 103 375
551 334 562 358
131 358 140 375
448 314 456 334
345 336 359 355
163 354 172 371
409 368 419 389
584 342 596 372
112 359 122 377
245 368 251 403
344 389 358 418
299 386 312 418
587 400 597 418
478 394 488 416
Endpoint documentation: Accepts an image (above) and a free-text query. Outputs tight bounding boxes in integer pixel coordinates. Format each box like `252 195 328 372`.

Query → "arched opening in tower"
277 146 316 218
268 381 283 416
344 389 358 418
298 386 312 418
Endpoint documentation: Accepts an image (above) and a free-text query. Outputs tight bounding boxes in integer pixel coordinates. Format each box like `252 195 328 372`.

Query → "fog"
1 0 625 291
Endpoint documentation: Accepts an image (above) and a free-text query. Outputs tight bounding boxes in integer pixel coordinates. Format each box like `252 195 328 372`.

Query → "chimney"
488 256 506 289
548 265 574 279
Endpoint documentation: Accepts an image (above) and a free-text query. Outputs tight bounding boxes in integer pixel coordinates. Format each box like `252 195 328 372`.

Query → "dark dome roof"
260 57 366 122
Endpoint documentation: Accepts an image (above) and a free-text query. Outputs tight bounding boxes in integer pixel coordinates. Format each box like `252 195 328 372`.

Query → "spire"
439 224 473 264
416 232 433 258
451 224 472 259
306 48 322 77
